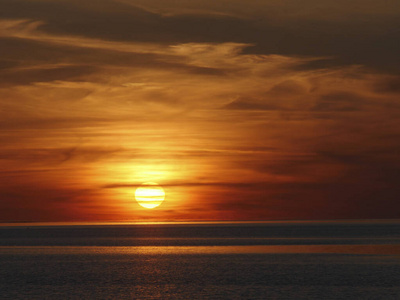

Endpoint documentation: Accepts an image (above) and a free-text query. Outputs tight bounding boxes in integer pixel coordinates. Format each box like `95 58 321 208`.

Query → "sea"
0 221 399 299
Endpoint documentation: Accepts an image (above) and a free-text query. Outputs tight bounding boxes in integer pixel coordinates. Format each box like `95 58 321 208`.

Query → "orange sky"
0 0 399 222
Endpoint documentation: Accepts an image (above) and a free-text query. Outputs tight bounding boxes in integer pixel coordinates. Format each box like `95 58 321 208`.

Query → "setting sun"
135 182 165 209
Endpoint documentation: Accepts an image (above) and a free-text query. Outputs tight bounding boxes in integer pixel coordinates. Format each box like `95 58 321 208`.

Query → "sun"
135 182 165 209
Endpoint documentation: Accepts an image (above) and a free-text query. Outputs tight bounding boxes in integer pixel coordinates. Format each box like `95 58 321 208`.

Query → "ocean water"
0 221 399 299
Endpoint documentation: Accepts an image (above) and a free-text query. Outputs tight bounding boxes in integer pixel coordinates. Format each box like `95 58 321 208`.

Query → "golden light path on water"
1 245 400 255
134 182 165 209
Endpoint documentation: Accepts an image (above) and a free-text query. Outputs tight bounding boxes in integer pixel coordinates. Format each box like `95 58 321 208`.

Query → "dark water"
0 221 399 299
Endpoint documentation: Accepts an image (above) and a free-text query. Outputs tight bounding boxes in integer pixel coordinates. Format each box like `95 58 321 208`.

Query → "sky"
0 0 399 222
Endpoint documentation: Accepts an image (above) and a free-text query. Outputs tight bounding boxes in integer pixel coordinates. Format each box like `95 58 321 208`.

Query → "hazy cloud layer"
1 0 399 72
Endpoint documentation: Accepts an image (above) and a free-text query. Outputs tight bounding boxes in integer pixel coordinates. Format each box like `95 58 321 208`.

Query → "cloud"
373 76 400 94
102 181 266 189
1 0 399 73
224 99 278 111
312 92 367 112
0 64 98 86
269 80 308 95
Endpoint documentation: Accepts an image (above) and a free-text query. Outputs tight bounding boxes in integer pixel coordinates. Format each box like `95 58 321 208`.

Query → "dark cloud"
0 36 226 87
0 59 18 70
1 0 399 73
373 76 400 94
171 177 400 220
224 98 279 111
211 172 400 219
291 58 346 72
312 92 366 112
223 81 309 111
0 0 249 43
243 17 400 74
0 181 97 222
0 116 114 133
102 181 265 189
0 65 97 86
268 80 308 95
0 146 125 164
0 0 159 37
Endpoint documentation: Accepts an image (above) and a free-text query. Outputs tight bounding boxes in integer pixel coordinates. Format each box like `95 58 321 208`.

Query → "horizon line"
1 219 399 227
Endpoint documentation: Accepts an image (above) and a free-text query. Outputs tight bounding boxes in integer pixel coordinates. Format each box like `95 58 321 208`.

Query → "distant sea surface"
1 221 399 299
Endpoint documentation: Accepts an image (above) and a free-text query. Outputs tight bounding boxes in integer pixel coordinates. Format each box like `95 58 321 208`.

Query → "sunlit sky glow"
0 0 399 222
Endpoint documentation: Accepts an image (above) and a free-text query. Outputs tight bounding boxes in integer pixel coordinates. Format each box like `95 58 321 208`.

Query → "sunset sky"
0 0 399 222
